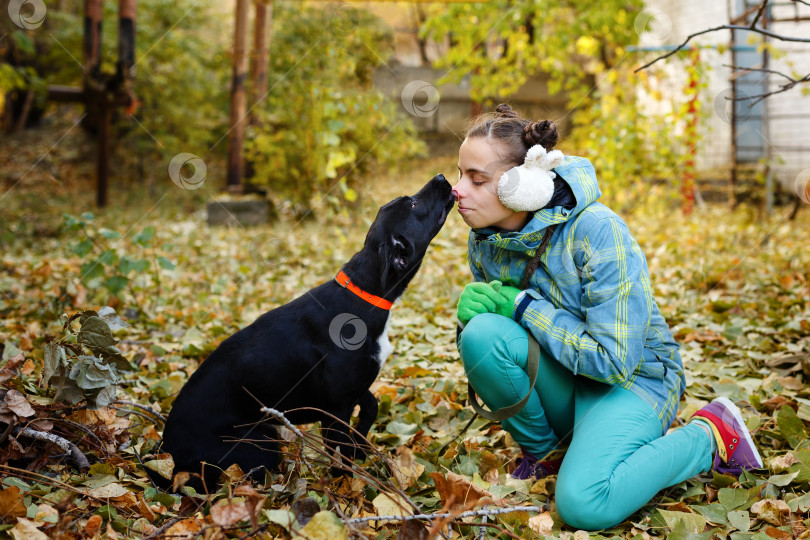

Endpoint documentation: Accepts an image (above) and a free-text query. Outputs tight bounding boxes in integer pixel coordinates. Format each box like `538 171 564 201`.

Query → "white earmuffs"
497 145 565 212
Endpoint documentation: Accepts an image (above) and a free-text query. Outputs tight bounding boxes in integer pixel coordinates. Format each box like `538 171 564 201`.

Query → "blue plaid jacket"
466 156 685 433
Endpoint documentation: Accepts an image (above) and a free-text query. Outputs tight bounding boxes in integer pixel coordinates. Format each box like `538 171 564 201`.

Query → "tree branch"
345 504 544 525
114 399 166 423
739 73 810 104
724 63 798 82
750 0 769 28
14 426 90 469
635 24 810 73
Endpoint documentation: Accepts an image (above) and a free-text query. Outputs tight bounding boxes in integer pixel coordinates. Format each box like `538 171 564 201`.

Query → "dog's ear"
389 234 413 271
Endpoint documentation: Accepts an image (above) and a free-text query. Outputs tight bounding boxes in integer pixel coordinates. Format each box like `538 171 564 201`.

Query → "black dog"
152 174 454 489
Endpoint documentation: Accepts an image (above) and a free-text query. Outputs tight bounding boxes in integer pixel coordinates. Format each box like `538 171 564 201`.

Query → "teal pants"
459 313 714 530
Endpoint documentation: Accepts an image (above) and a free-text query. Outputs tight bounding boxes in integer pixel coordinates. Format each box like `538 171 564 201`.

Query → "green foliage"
419 0 705 212
44 308 132 409
29 1 230 177
243 3 427 215
62 212 174 301
420 0 642 102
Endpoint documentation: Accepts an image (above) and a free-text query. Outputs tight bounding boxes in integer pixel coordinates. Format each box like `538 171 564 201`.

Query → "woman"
453 103 762 530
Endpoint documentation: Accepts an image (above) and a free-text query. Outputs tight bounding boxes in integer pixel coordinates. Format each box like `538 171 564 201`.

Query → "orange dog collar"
335 270 393 310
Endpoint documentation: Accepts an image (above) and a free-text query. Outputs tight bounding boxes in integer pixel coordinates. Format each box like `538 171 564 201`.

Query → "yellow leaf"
371 493 410 524
298 511 347 540
145 457 174 480
575 36 600 57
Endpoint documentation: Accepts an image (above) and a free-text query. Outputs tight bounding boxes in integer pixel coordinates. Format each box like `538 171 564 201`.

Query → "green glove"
490 280 522 318
457 282 502 325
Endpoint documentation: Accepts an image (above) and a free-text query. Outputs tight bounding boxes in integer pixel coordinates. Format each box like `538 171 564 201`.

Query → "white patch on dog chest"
376 311 395 368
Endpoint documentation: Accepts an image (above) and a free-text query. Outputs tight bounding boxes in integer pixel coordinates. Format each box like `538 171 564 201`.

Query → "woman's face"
453 137 529 231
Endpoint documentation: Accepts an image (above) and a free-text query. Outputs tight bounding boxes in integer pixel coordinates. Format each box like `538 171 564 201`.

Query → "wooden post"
227 0 251 191
249 0 273 123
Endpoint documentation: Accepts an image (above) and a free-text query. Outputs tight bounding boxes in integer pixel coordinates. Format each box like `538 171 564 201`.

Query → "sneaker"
510 447 563 480
691 397 763 475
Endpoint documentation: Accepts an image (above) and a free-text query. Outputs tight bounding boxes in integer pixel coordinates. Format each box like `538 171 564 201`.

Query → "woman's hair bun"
522 120 558 151
494 103 519 119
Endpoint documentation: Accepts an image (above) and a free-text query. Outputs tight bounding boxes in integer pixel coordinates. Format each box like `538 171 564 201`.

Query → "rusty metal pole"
83 0 103 74
98 104 111 207
729 28 739 209
226 0 251 191
119 0 136 76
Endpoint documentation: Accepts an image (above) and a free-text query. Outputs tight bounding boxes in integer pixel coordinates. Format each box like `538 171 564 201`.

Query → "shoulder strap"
519 224 557 290
468 333 541 421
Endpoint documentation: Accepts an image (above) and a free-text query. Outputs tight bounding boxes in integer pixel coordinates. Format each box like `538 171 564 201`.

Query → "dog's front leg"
322 410 356 476
348 390 378 458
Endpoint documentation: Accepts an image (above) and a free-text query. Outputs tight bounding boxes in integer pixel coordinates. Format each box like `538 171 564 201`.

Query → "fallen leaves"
3 151 810 539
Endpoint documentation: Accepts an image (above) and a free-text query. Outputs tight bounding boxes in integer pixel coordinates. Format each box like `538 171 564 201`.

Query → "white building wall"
765 2 810 192
640 0 810 192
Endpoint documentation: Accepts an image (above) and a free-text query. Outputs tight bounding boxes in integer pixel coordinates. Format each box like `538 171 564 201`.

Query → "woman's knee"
555 474 623 531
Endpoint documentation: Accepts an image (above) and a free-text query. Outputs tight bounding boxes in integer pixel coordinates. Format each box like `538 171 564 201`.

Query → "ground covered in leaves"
2 120 810 538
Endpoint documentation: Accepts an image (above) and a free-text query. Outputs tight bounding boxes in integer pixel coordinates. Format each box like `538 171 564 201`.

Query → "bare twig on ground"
14 426 90 469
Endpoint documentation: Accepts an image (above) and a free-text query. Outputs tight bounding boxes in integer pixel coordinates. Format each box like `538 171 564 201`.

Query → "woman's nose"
451 188 460 202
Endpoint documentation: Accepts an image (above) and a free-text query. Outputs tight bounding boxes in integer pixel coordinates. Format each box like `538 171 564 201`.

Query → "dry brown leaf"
771 452 799 472
751 499 790 526
233 485 267 528
429 471 501 510
763 526 792 540
221 463 245 483
28 420 53 432
776 377 804 391
165 517 205 539
172 471 191 492
0 486 27 520
106 523 119 540
20 359 35 376
9 518 48 540
136 494 156 522
528 512 555 536
84 515 102 535
393 448 425 490
210 498 250 528
0 354 24 385
762 396 798 413
4 390 35 418
705 485 718 503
